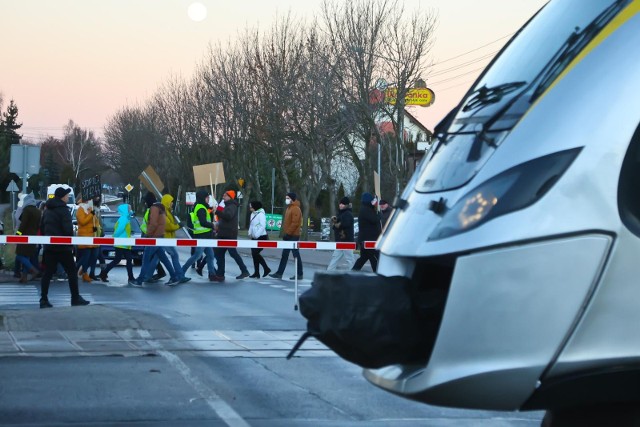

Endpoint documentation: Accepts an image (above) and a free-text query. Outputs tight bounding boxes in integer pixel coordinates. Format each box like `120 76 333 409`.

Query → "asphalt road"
0 246 545 426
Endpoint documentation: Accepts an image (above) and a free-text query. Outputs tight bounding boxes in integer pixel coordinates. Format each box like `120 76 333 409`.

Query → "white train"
347 0 640 423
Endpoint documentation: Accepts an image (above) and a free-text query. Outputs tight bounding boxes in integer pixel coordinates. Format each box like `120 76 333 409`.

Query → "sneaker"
165 278 179 286
39 298 53 309
178 277 192 284
130 280 143 287
71 296 90 306
144 277 159 284
290 275 303 280
236 272 250 279
269 273 283 279
209 275 225 282
151 273 166 281
55 274 68 282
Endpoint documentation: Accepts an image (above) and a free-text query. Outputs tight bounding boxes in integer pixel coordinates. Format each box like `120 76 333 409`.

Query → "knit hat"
144 191 157 207
287 192 297 201
339 196 350 205
361 192 373 204
225 190 236 199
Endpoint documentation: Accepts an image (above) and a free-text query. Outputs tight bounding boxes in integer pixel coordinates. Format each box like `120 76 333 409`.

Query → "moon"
187 2 207 22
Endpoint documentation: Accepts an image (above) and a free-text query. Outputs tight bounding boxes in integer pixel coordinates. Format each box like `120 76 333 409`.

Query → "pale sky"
0 0 548 142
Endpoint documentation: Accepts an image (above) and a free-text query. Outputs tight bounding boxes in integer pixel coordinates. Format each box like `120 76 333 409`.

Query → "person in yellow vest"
181 189 217 280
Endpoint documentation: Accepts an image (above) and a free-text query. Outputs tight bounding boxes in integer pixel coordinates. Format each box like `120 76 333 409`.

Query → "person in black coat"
327 196 355 270
39 187 90 308
352 192 382 272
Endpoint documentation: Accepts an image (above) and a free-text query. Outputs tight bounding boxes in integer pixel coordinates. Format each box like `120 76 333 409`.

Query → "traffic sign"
125 184 134 192
5 181 19 192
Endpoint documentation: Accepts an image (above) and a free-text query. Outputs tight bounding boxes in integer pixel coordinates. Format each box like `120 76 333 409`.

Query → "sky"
0 0 549 142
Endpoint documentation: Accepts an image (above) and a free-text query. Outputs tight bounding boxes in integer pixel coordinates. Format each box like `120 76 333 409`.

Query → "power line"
429 65 486 86
427 50 497 78
431 33 513 67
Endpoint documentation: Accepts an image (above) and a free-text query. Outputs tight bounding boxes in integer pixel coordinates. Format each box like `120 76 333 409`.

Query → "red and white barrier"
0 235 378 250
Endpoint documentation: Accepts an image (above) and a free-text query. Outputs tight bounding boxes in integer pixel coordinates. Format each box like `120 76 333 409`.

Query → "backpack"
288 271 446 369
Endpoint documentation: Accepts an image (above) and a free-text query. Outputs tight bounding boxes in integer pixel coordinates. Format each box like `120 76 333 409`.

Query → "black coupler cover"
296 271 444 369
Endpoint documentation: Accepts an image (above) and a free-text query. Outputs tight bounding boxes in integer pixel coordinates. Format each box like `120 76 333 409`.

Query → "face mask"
371 197 378 206
285 198 291 205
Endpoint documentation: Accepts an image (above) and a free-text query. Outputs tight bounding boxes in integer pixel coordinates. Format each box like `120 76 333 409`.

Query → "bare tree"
58 120 103 184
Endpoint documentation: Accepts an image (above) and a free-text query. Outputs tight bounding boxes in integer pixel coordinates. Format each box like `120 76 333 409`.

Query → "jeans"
15 255 37 272
164 246 186 280
76 247 99 274
276 234 303 276
214 247 248 276
182 247 216 277
136 247 175 283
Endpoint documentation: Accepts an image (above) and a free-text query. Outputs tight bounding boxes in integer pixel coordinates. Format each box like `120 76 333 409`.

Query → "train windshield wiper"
461 81 527 113
531 0 628 102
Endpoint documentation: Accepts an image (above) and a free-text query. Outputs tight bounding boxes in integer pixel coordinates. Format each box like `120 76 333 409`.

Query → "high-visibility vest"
190 204 212 235
140 209 150 234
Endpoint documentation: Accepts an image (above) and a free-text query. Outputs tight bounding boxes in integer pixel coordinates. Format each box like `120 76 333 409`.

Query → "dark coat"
357 205 381 244
15 205 41 257
332 207 354 242
42 197 74 252
216 199 239 239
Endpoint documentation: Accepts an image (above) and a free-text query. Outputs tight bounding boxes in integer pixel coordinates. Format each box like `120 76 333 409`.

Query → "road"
0 243 545 426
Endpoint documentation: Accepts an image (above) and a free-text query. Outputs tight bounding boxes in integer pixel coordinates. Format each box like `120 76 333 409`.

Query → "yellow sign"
385 87 435 107
125 184 133 192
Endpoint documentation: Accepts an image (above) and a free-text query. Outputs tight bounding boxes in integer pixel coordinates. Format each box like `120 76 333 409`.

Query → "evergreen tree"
0 99 23 202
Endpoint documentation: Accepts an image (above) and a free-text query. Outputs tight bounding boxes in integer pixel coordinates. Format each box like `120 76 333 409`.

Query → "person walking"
14 193 42 283
211 190 250 282
140 193 168 282
180 189 217 280
99 203 136 285
39 187 90 308
352 192 382 272
161 194 191 285
75 196 100 283
131 192 176 287
269 192 304 280
326 196 355 271
379 199 392 228
248 200 271 278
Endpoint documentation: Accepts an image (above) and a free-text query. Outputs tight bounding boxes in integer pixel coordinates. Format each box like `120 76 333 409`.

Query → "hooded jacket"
42 197 74 252
191 189 215 239
15 194 41 257
113 204 132 249
161 194 180 238
283 200 302 237
76 200 100 249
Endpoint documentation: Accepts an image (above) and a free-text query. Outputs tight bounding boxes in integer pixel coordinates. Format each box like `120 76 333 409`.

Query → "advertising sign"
384 87 435 107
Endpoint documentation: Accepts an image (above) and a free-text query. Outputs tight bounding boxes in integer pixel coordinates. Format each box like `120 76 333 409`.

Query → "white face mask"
285 198 291 205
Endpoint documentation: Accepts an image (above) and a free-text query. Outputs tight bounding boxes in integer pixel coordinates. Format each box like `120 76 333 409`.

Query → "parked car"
100 213 144 265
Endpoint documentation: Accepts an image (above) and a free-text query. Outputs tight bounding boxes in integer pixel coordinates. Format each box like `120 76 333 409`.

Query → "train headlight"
429 148 581 241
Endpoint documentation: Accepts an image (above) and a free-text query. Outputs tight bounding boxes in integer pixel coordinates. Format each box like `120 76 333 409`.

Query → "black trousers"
352 247 379 272
40 250 80 300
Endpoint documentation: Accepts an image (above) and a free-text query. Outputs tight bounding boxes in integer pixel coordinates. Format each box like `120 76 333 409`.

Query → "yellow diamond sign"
125 184 134 192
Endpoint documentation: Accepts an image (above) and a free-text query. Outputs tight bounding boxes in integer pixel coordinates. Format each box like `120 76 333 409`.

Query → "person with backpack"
180 189 217 280
211 190 250 282
131 192 176 287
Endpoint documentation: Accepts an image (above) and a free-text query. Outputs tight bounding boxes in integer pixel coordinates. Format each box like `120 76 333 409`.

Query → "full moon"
187 2 207 22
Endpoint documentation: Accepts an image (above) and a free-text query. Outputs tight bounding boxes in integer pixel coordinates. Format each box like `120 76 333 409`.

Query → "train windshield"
416 0 629 193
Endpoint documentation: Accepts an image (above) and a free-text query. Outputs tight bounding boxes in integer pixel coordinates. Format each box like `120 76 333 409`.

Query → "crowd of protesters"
8 186 389 307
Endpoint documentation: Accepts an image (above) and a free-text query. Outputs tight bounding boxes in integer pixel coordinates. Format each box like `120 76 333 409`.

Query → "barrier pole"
293 242 299 311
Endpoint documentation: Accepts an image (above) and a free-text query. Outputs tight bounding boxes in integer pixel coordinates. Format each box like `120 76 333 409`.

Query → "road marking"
0 284 93 306
139 330 251 427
